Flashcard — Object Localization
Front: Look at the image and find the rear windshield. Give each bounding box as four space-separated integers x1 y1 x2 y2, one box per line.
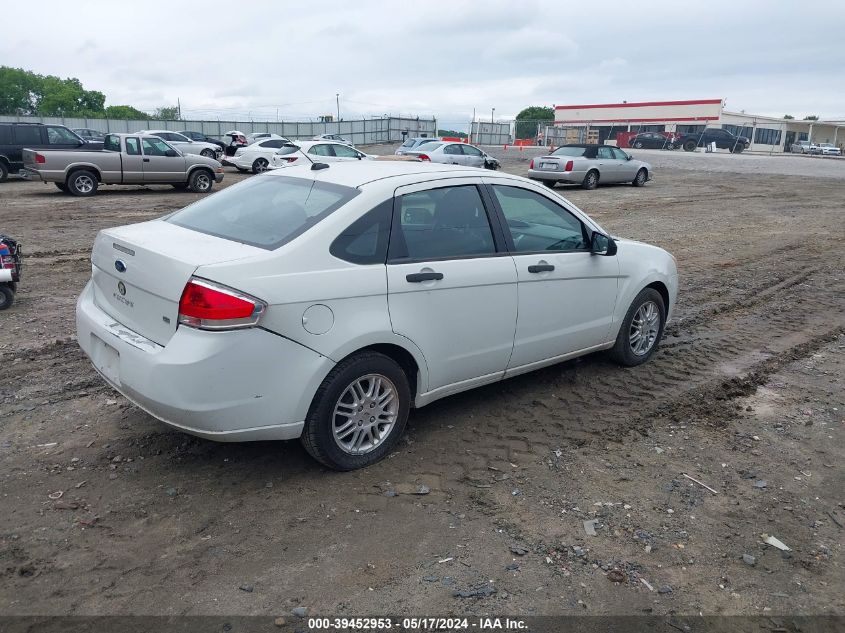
401 139 415 147
417 142 443 151
551 146 588 157
167 175 360 250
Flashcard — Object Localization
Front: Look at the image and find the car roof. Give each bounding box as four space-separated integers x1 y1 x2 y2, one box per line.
261 160 530 189
295 139 353 147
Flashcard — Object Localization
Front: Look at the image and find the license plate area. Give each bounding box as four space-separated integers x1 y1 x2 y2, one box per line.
540 162 557 170
90 334 120 386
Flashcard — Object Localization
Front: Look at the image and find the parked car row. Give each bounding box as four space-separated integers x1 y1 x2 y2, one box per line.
627 128 749 153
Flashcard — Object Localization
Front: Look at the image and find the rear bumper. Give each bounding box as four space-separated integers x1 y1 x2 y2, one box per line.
19 168 43 181
76 280 334 442
527 167 587 183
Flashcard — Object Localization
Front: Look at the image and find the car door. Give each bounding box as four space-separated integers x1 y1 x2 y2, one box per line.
441 143 464 165
121 136 144 183
485 182 619 373
611 146 638 180
460 144 486 168
141 137 186 182
386 181 517 393
596 145 623 182
10 125 45 166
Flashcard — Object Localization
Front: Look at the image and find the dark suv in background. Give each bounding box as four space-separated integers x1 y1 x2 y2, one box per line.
0 123 97 181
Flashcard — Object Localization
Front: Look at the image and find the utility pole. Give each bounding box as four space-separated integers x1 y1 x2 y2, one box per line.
177 98 181 120
336 93 340 121
491 107 495 123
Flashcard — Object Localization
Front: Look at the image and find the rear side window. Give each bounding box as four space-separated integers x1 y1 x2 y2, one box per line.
389 185 495 261
0 125 11 144
104 135 121 152
330 199 392 265
168 175 360 250
14 126 43 145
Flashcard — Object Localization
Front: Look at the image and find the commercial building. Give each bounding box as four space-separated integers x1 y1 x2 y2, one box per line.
550 99 843 152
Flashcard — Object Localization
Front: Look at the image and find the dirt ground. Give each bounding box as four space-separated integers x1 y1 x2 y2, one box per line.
1 146 843 621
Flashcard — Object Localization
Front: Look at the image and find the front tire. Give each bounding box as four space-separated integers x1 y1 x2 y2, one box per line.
67 170 98 196
301 351 411 471
609 288 666 366
0 285 14 310
188 169 214 193
0 161 8 182
582 169 599 190
632 168 647 187
200 149 215 158
633 141 644 149
252 158 269 173
683 140 697 152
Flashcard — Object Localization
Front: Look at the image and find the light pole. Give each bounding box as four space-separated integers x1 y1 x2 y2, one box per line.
491 107 495 123
336 93 340 121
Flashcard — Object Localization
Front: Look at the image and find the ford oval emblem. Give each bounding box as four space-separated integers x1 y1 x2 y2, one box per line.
115 260 127 273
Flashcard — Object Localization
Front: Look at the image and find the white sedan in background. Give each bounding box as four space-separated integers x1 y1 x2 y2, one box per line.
76 162 677 470
136 130 222 159
229 137 293 173
404 141 500 169
269 140 373 169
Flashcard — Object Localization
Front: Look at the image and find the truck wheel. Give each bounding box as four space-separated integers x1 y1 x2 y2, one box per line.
683 140 697 152
582 169 599 190
0 285 14 310
55 183 69 192
0 161 8 182
188 169 214 193
252 158 269 173
67 170 98 196
200 149 215 158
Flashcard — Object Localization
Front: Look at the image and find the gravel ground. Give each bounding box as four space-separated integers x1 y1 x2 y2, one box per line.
0 147 843 620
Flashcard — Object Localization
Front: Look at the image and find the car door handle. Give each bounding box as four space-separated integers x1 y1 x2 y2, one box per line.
406 272 444 283
527 264 555 273
143 158 150 162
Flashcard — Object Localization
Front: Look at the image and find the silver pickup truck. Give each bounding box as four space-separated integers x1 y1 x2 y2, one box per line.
21 133 224 196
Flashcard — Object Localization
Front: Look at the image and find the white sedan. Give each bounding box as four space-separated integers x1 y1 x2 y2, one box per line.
269 140 373 169
137 130 222 159
228 137 293 172
404 141 500 169
76 162 678 470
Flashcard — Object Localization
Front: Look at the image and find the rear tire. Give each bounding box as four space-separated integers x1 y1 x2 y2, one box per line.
632 168 647 187
188 169 214 193
683 140 697 152
0 161 8 182
301 351 411 471
582 169 599 190
252 158 269 174
67 170 98 197
0 285 14 310
732 144 745 154
609 288 666 367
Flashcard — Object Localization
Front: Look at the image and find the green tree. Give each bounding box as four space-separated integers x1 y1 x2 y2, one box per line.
0 66 41 114
37 75 105 116
437 129 467 138
105 105 149 120
153 106 180 120
803 115 819 120
783 114 794 119
515 105 554 139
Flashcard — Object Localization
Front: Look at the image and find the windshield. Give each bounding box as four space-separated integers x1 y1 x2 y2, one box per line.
275 145 299 156
167 175 360 250
551 146 587 157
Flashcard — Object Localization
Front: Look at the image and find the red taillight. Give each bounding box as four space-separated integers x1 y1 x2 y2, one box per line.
35 153 46 164
417 153 430 161
564 160 573 171
178 278 265 330
277 156 298 163
529 158 534 169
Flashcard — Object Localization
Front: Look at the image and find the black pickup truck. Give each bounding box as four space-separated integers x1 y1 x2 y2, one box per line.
0 122 102 181
675 128 750 153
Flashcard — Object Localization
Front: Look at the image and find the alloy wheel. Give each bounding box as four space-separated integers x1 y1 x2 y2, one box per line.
629 300 660 356
332 374 398 455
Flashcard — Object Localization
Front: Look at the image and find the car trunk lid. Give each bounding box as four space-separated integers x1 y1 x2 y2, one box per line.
90 220 264 346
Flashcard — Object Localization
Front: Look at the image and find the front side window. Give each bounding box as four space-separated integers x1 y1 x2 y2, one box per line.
443 144 462 155
330 199 392 265
332 144 359 158
168 176 360 250
491 185 588 253
390 185 495 261
597 146 614 159
47 126 80 144
141 138 172 156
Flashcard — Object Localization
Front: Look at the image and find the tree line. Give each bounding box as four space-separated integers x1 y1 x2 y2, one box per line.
0 66 179 120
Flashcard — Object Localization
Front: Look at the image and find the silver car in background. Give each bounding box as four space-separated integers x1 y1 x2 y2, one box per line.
395 137 442 155
527 144 652 190
404 141 500 169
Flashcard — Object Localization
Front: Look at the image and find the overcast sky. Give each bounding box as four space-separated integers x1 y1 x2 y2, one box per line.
4 0 844 127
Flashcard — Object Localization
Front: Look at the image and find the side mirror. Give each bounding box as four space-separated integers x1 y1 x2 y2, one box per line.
164 149 179 157
591 232 617 256
626 154 633 160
